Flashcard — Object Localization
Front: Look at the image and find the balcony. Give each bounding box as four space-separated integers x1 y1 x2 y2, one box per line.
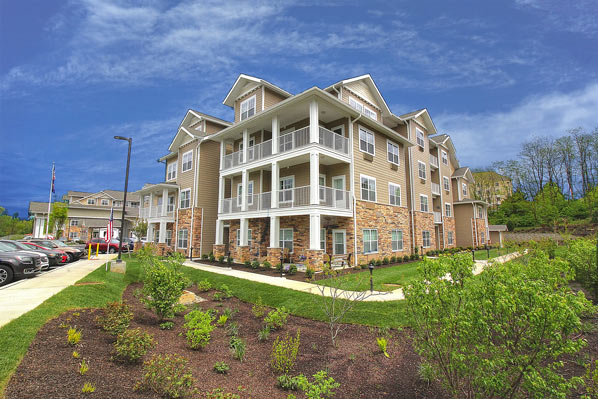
139 207 175 219
430 154 439 169
431 182 441 196
434 211 442 224
221 126 349 171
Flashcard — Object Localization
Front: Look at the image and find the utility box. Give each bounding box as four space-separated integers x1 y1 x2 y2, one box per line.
110 260 127 274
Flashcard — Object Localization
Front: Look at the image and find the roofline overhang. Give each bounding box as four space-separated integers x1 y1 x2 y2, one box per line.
398 108 438 135
453 199 490 206
223 74 292 107
188 109 232 127
136 183 179 195
324 74 393 117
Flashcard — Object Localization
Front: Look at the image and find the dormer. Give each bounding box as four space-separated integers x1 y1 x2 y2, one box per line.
452 167 474 201
167 110 231 154
429 134 460 170
223 74 292 123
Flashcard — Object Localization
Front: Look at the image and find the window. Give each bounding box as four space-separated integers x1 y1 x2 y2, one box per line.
447 231 454 245
462 182 468 196
422 231 431 248
481 231 485 244
360 175 376 202
166 230 172 246
244 181 254 205
236 229 253 247
441 150 448 165
167 162 177 180
87 199 96 205
363 229 378 254
320 228 326 251
443 176 450 191
420 194 429 212
387 141 399 165
180 189 191 208
178 229 188 248
128 201 140 208
333 230 346 254
113 200 123 207
319 175 326 201
240 95 256 120
359 127 375 155
349 97 363 112
389 183 401 206
182 151 193 172
418 161 426 180
70 219 79 227
478 206 484 218
279 228 293 252
445 203 452 217
69 232 79 240
279 176 294 203
364 106 377 121
237 184 243 207
167 196 175 212
391 229 403 251
416 128 425 148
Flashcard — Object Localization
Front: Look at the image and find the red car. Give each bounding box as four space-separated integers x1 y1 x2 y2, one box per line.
86 238 128 254
20 242 69 265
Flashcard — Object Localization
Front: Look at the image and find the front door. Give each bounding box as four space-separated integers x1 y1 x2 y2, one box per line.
279 176 294 204
223 226 230 255
333 229 346 255
332 176 346 208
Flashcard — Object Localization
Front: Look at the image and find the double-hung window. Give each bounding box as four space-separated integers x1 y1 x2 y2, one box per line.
70 219 79 226
166 230 172 246
279 228 293 252
236 228 252 247
279 176 294 204
462 182 468 197
180 189 191 209
178 229 188 248
389 183 401 206
167 162 177 180
167 196 175 212
87 199 96 205
113 200 122 207
240 95 256 121
420 194 429 212
416 128 425 148
320 228 326 251
101 199 109 206
364 106 377 120
445 203 452 217
387 141 399 165
359 127 375 155
418 161 427 180
361 175 376 202
391 229 403 251
443 176 450 191
349 97 363 112
182 151 193 172
447 231 454 245
422 231 431 248
363 229 378 254
441 150 448 165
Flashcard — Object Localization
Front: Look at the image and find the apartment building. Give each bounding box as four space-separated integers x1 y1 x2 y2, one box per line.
472 171 513 208
138 74 489 267
28 190 140 240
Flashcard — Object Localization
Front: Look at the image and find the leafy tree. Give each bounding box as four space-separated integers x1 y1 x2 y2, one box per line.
48 202 68 237
566 237 598 300
405 252 595 399
585 186 598 223
488 191 534 230
534 182 567 228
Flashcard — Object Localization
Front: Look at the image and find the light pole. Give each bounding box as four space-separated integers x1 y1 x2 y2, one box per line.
114 136 132 263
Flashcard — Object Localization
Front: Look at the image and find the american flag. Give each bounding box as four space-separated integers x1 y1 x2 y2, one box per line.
105 208 114 242
51 164 55 193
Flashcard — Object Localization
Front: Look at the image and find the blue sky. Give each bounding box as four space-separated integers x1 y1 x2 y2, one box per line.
1 0 597 217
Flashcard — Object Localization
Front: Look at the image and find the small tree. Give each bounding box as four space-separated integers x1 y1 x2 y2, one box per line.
49 202 68 237
132 218 148 240
566 237 598 300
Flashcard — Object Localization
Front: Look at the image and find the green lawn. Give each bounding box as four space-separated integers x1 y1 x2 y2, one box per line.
0 257 407 396
472 247 507 260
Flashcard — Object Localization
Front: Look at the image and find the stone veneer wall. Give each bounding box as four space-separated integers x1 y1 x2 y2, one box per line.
443 216 456 248
355 201 412 265
411 211 436 255
175 207 202 256
321 216 355 264
473 218 488 247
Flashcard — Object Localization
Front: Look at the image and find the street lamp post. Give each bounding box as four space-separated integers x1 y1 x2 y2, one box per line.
114 136 132 263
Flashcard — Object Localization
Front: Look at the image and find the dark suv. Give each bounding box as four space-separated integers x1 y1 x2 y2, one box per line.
0 242 43 286
0 240 51 269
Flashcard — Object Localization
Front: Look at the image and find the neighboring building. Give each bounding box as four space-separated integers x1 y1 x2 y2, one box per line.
138 73 489 267
489 224 508 248
28 190 140 240
472 171 512 208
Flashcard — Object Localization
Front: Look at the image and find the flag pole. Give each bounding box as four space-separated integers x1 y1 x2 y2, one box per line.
44 162 54 238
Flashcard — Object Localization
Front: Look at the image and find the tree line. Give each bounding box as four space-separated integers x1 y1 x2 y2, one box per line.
0 206 33 238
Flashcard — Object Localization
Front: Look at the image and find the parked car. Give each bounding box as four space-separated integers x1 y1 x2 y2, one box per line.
121 238 136 251
0 240 51 269
0 242 43 286
86 238 129 254
27 239 84 262
18 241 69 265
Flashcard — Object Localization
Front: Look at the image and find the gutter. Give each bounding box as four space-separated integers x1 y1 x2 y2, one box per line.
350 114 362 267
406 120 416 254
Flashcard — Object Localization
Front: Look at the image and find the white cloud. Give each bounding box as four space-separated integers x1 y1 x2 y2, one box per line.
435 82 598 167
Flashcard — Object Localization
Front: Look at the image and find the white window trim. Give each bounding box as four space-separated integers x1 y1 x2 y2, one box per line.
332 175 346 191
362 228 378 254
70 219 79 226
447 231 454 245
443 176 450 191
332 229 346 255
181 150 193 173
279 175 295 204
363 105 377 121
87 199 96 205
391 229 404 252
418 161 427 180
167 162 177 181
386 139 400 165
331 125 345 136
420 194 429 213
349 97 363 113
180 188 191 209
320 228 326 251
441 150 448 165
236 228 253 247
240 94 257 121
445 202 452 217
358 125 375 156
388 182 401 206
360 174 377 202
279 228 294 253
247 180 254 205
416 128 425 149
462 182 468 196
422 230 431 248
178 229 188 249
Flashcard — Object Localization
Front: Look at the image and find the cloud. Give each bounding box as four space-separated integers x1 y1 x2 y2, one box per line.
514 0 598 37
435 82 598 167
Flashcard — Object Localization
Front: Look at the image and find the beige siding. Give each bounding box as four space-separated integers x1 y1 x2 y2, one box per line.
234 86 263 123
205 121 226 135
341 85 382 121
437 145 453 207
165 157 178 182
197 140 221 253
263 87 286 110
454 204 474 248
408 121 434 212
280 162 310 187
176 140 197 197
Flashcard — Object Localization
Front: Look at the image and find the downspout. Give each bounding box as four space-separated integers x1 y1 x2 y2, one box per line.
350 113 362 267
190 138 201 258
331 84 341 99
175 187 180 251
472 203 478 247
406 120 416 254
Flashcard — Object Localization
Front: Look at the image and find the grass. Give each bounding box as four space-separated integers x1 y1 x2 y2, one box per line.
472 247 505 260
0 256 407 396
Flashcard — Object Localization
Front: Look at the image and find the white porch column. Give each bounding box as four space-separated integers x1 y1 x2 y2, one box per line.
218 176 225 213
161 188 168 216
242 129 248 163
269 215 280 248
309 213 321 250
241 170 248 212
147 223 154 242
310 151 319 205
271 115 279 155
239 217 248 246
215 219 224 245
219 140 225 169
271 161 279 209
149 193 154 218
158 221 166 244
309 99 319 143
34 218 41 237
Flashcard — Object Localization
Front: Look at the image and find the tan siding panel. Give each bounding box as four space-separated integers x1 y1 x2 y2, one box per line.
197 140 220 254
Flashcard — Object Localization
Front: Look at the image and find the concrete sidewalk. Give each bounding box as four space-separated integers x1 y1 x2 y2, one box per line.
0 254 116 327
183 251 520 303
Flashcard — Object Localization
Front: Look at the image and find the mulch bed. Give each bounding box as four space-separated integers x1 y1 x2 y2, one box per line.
6 283 446 399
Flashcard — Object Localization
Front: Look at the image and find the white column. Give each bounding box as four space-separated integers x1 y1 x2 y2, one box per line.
215 219 224 245
241 170 248 212
309 99 319 143
158 221 166 244
269 215 280 248
272 115 279 155
271 161 279 209
310 151 319 205
149 193 154 218
242 129 248 163
218 176 225 213
33 218 40 237
240 218 248 246
309 213 321 250
147 223 154 242
219 140 226 169
161 188 168 216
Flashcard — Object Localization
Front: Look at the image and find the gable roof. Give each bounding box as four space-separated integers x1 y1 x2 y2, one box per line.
29 201 50 214
325 74 392 117
168 109 231 152
223 74 292 107
429 134 459 168
398 108 437 134
188 110 231 127
452 167 474 182
489 224 508 232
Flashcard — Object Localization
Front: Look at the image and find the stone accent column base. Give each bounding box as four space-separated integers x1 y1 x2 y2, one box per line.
156 243 173 256
267 247 282 266
236 245 250 263
304 249 325 271
213 244 226 259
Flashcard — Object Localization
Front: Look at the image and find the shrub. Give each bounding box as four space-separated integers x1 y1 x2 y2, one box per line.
258 326 271 342
375 259 382 266
252 296 267 318
263 261 271 269
205 388 240 399
390 256 397 263
581 359 598 398
213 292 224 301
410 254 417 261
182 310 215 350
72 351 80 359
227 256 233 265
160 321 174 330
67 327 82 345
225 321 239 337
96 301 133 336
264 307 289 330
229 336 246 362
213 361 230 374
376 337 389 358
79 359 89 375
566 237 598 299
244 260 251 267
113 328 154 363
220 284 233 298
403 255 410 262
271 329 300 374
382 257 389 265
277 374 300 391
218 255 225 264
295 370 340 399
209 253 215 262
217 315 228 327
275 262 283 272
288 264 297 275
251 260 260 269
201 254 208 260
81 382 95 394
135 354 197 398
305 267 315 279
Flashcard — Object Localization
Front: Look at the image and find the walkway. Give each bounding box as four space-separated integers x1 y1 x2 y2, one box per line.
0 254 116 327
183 251 520 303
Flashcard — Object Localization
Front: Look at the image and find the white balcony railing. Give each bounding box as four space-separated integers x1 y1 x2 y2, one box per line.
319 127 349 155
140 207 174 219
318 186 351 210
431 182 441 196
279 127 309 154
278 185 310 208
247 139 273 163
434 211 442 224
430 154 439 168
